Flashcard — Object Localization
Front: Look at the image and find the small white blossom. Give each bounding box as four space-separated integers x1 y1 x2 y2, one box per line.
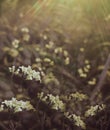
86 64 91 69
85 60 89 64
47 94 65 110
9 66 16 73
64 112 86 129
69 92 88 101
9 66 41 81
1 97 34 113
0 105 4 111
37 93 65 111
23 34 30 41
54 47 63 54
44 58 51 63
63 50 68 57
45 41 54 49
35 58 42 62
78 68 87 78
43 35 48 40
72 114 86 129
80 48 85 52
21 27 29 33
12 39 20 48
88 78 96 85
85 104 106 117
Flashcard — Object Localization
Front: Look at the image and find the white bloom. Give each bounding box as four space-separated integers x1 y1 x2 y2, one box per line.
0 105 4 111
85 104 106 117
69 92 88 101
72 114 86 129
12 39 20 48
88 78 96 85
64 112 86 129
9 66 16 73
64 57 70 65
23 34 30 41
37 93 65 111
1 97 34 113
9 66 41 81
21 27 29 33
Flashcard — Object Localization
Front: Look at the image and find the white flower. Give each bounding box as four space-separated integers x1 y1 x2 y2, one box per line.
0 105 4 111
64 112 86 129
21 27 29 33
35 58 42 62
47 94 65 110
9 66 16 73
9 66 41 81
12 39 20 48
88 78 96 85
64 57 70 65
1 97 34 113
85 104 106 117
23 34 30 41
69 92 88 101
72 114 86 129
80 48 85 52
37 93 65 111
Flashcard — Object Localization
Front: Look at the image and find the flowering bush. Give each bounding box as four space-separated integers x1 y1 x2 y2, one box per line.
0 1 110 130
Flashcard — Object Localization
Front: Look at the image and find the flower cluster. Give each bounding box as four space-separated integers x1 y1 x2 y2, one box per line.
45 41 54 49
12 39 20 48
54 47 70 65
21 27 29 33
69 92 88 101
0 98 34 113
9 65 41 81
78 59 91 78
3 38 23 58
85 104 106 117
21 27 30 41
64 112 86 129
37 92 65 111
35 57 54 68
88 78 97 85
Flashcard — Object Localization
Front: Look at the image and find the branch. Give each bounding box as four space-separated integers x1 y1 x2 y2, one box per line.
90 54 110 103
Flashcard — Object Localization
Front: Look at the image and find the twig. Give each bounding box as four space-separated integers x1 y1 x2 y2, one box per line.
56 66 83 87
0 122 9 130
90 54 110 103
